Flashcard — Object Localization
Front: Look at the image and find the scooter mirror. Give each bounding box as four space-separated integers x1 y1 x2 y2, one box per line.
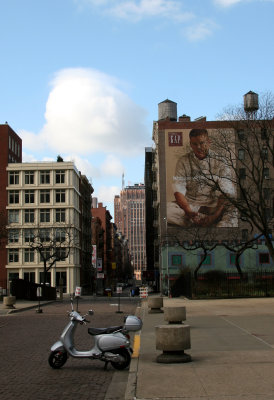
88 310 94 315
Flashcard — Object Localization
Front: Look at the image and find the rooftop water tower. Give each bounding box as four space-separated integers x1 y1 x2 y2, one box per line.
158 99 177 121
244 91 259 118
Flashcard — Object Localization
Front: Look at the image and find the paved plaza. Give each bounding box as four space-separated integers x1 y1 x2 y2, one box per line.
0 297 138 400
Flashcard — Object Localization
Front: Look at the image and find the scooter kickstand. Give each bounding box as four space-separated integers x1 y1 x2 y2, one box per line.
104 361 110 370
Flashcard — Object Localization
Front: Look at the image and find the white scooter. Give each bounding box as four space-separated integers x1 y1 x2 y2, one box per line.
48 299 142 370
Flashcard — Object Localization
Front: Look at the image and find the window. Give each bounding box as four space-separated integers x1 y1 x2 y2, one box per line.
24 272 35 282
261 128 269 140
24 248 35 263
23 272 35 282
9 171 19 185
24 209 35 223
25 190 35 204
200 254 212 265
263 188 271 200
242 229 248 241
9 249 19 263
56 170 65 184
259 253 270 264
238 130 245 141
25 171 34 185
261 147 268 161
40 249 51 262
24 229 34 243
56 248 67 260
40 170 50 184
238 149 245 160
56 228 66 242
239 168 246 180
230 253 236 265
40 229 50 242
40 209 50 223
263 168 269 179
8 229 19 243
171 254 183 266
56 190 66 203
9 190 19 204
55 208 66 223
39 271 51 285
40 189 50 203
9 210 19 223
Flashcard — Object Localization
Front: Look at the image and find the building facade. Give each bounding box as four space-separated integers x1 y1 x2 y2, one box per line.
114 184 146 281
151 95 274 294
5 161 92 293
0 124 22 288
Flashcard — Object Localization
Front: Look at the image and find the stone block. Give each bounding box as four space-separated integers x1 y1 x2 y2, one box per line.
164 306 186 323
148 297 163 313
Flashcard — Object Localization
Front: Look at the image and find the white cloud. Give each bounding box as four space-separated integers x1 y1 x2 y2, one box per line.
214 0 242 6
20 68 149 157
107 0 194 22
75 0 194 22
184 20 218 41
101 155 124 176
213 0 274 6
97 185 121 203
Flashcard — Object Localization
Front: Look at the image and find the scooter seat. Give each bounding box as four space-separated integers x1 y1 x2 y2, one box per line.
88 326 123 335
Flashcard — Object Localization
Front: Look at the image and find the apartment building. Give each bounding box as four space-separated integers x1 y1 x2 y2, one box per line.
6 161 92 293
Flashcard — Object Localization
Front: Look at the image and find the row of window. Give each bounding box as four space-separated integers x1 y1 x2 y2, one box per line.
9 136 21 156
9 208 66 223
238 147 269 161
170 252 271 267
239 167 270 180
8 189 66 204
8 248 68 263
8 228 68 243
9 170 66 185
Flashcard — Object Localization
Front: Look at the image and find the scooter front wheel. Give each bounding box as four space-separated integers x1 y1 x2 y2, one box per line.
48 350 68 369
110 348 131 370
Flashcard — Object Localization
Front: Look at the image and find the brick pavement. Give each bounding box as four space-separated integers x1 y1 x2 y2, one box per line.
0 297 139 400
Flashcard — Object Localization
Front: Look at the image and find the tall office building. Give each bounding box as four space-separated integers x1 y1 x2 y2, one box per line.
114 184 146 281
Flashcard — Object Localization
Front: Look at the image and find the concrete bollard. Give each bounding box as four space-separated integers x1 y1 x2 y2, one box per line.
155 324 191 363
148 297 163 313
164 306 186 324
3 296 16 309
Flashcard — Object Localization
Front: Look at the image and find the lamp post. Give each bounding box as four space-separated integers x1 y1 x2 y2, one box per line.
163 217 169 297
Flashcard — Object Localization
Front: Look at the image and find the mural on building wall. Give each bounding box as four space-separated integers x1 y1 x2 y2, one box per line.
166 128 238 228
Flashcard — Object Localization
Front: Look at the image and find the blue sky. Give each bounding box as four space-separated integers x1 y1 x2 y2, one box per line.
1 0 273 216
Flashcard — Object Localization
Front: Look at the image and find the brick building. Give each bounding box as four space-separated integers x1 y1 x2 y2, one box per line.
150 94 274 294
0 124 22 288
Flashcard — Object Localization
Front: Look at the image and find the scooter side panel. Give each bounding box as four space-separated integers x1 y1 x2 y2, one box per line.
98 333 130 351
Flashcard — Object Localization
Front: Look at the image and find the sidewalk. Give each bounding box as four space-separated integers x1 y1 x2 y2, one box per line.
0 298 54 314
126 296 274 400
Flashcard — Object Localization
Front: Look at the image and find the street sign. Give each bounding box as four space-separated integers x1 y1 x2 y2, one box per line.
116 286 122 294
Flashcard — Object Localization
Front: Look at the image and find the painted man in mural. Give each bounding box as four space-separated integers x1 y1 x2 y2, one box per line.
167 128 237 228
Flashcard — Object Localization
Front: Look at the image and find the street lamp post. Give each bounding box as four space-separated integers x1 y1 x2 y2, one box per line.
163 217 169 297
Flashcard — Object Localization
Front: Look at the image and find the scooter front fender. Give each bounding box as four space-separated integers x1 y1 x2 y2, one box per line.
51 340 65 352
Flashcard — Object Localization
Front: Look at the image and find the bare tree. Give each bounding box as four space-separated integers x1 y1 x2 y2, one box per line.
195 92 274 260
174 226 262 280
28 226 77 290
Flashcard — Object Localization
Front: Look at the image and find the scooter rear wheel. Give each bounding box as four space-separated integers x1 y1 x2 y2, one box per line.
110 348 131 370
48 350 68 369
